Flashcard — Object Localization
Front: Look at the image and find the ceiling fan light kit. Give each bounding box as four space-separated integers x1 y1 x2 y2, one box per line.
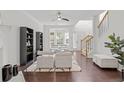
56 11 69 21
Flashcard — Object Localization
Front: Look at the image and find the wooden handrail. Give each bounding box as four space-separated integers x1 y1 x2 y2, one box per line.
97 11 109 28
81 35 90 41
81 35 93 41
86 36 93 42
81 35 93 58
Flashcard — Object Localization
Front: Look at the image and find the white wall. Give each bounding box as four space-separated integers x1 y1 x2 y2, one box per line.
0 25 20 81
93 11 124 55
0 46 3 81
74 20 93 50
0 29 4 82
0 25 20 66
43 25 74 51
93 15 99 54
0 10 42 31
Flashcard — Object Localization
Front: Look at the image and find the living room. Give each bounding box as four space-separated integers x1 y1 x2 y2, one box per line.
0 10 124 82
1 0 124 93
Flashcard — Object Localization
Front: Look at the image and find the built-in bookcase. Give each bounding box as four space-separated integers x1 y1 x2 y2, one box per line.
36 32 43 51
40 32 43 51
20 27 34 66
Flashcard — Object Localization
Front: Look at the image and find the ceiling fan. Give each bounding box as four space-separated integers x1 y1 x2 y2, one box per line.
55 11 70 21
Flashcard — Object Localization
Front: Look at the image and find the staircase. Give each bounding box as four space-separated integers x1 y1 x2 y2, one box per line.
81 35 93 58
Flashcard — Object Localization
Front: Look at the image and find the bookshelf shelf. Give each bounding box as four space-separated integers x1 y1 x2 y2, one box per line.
20 27 34 66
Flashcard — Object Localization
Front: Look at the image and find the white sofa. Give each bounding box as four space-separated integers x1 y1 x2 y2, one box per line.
37 55 54 69
55 52 72 70
93 54 118 68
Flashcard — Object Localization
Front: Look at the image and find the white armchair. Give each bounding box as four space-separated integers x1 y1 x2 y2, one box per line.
55 52 72 70
37 55 54 70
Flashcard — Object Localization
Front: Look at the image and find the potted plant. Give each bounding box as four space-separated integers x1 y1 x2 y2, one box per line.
105 33 124 81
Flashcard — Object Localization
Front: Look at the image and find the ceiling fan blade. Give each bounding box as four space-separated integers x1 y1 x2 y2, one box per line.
52 11 70 22
62 18 69 21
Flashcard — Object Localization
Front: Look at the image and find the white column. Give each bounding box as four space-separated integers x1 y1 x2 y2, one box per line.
0 47 3 81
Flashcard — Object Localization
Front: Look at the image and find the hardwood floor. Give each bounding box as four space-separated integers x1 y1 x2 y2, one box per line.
23 51 121 82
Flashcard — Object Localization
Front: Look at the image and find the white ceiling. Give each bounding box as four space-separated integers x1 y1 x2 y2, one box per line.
25 10 104 25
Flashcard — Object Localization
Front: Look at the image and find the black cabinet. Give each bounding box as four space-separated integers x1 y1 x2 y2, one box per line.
36 32 43 51
20 27 34 66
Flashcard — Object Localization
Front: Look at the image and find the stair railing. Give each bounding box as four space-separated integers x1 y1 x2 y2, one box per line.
81 35 93 57
97 11 109 28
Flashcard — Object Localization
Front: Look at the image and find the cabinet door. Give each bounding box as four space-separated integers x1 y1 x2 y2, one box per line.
40 33 43 51
20 27 27 65
36 32 41 50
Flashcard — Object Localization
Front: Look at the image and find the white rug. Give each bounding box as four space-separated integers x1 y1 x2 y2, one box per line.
24 60 81 72
9 72 25 82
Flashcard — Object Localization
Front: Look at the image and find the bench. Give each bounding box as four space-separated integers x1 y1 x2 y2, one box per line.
93 54 118 68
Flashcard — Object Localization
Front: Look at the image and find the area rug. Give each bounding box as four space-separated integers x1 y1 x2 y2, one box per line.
24 60 81 72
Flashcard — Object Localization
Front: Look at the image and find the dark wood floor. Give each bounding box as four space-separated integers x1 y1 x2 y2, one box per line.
23 51 121 82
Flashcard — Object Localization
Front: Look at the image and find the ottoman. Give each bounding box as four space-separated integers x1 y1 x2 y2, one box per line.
93 54 118 68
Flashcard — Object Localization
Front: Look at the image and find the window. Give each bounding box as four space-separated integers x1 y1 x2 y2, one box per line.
49 31 69 49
